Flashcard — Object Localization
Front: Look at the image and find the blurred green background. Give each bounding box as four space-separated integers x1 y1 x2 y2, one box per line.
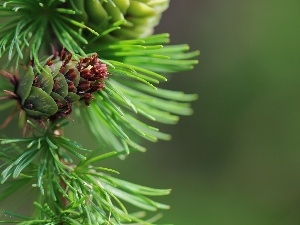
93 1 300 224
2 0 300 224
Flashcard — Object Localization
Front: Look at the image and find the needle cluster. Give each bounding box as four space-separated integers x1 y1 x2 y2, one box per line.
0 1 198 224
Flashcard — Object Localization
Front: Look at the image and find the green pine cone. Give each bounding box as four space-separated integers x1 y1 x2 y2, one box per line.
70 0 169 39
1 51 108 120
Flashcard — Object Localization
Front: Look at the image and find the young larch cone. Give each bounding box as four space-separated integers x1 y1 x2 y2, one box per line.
69 0 169 39
0 50 108 121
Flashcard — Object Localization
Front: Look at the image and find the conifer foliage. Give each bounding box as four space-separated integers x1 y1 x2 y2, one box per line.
0 1 198 224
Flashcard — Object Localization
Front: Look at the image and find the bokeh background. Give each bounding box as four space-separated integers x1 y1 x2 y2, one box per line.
93 1 300 224
1 0 300 224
